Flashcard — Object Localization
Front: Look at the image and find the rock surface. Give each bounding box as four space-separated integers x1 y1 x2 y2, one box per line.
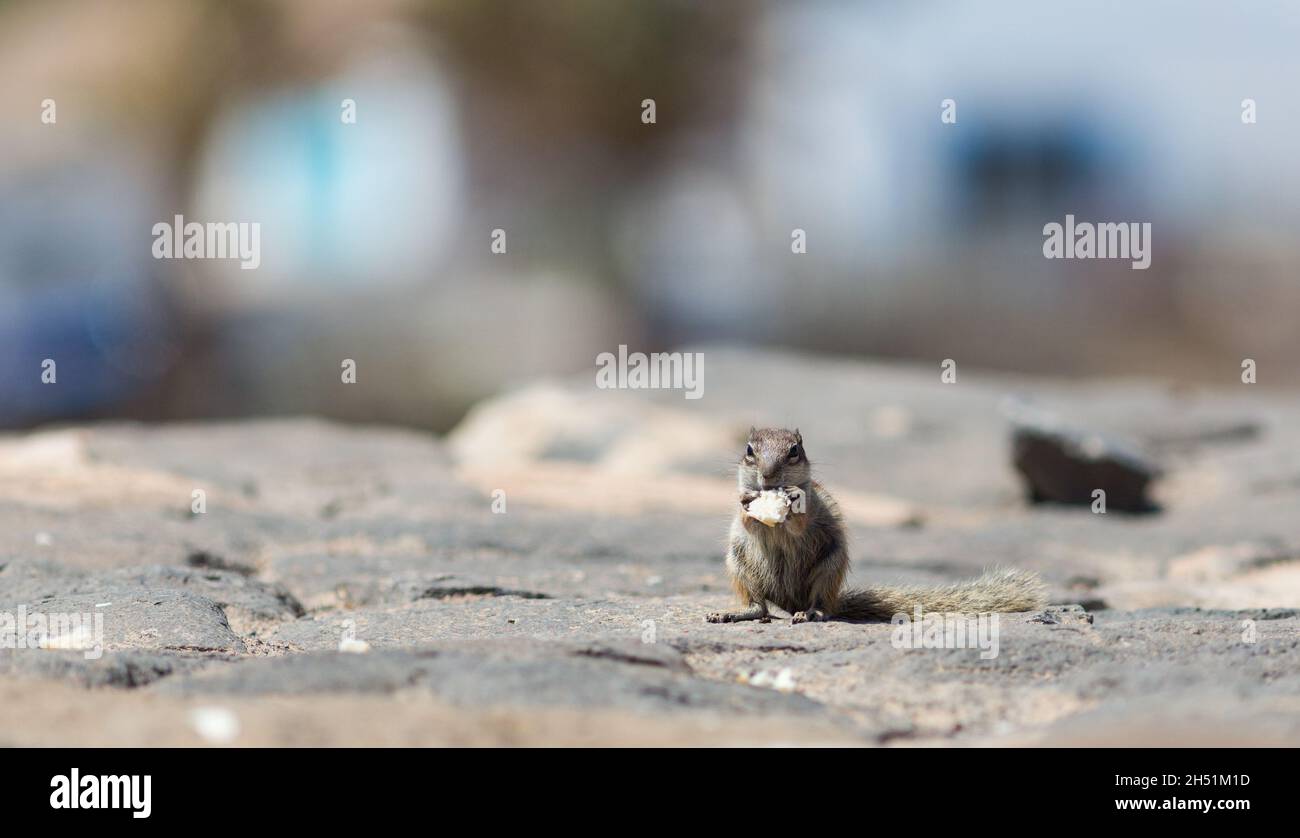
1 348 1298 746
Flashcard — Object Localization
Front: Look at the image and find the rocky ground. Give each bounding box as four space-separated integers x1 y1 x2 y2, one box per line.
2 348 1299 746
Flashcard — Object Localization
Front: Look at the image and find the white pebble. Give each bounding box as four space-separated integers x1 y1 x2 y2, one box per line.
745 667 797 692
189 706 241 744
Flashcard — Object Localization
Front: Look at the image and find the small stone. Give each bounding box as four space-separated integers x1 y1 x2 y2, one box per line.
189 706 241 744
746 667 797 693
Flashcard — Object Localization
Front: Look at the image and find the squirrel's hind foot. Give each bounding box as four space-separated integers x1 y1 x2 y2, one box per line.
706 605 770 624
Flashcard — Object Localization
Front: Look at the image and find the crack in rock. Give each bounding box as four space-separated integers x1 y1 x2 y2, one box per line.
418 584 551 601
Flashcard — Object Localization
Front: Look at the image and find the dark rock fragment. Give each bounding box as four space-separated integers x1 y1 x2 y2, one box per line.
1011 420 1161 513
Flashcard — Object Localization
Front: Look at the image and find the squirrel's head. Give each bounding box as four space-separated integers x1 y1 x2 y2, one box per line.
738 427 810 490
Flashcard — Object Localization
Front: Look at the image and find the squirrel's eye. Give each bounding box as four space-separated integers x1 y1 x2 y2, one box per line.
745 444 754 457
788 445 800 460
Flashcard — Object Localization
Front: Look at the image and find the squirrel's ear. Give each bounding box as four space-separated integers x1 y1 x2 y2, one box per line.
748 426 756 438
794 428 802 443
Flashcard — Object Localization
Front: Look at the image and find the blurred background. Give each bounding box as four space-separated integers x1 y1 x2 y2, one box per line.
2 0 1299 432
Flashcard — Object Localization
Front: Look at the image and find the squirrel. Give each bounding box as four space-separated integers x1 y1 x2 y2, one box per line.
706 427 1047 624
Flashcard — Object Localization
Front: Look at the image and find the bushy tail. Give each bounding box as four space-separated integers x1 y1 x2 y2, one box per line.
835 568 1047 621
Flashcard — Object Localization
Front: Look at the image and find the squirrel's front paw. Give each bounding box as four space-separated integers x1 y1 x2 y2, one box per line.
790 609 824 624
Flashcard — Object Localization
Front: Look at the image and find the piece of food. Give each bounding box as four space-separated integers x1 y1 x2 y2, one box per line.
745 490 791 527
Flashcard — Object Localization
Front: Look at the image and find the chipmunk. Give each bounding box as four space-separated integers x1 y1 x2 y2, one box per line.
706 427 1047 624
